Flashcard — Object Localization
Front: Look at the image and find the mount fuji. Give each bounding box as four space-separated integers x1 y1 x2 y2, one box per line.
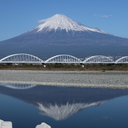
0 14 128 59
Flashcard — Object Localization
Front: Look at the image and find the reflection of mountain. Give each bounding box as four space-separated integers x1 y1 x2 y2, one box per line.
37 101 107 120
0 84 128 120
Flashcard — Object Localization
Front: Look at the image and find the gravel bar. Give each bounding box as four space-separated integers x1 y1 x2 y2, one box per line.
0 70 128 89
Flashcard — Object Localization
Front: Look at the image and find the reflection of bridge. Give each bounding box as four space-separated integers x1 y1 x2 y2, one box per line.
0 83 36 89
0 53 128 64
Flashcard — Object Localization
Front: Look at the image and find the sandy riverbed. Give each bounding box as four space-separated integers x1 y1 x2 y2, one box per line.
0 70 128 89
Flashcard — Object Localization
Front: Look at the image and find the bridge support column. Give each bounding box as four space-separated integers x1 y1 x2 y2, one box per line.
43 64 46 67
80 63 84 67
82 65 84 67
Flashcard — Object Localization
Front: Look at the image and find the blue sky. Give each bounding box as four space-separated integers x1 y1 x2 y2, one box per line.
0 0 128 41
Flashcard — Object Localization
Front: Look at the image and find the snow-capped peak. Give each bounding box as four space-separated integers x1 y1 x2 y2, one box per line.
35 14 108 34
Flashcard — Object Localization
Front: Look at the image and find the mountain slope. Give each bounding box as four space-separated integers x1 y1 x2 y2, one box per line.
0 14 128 59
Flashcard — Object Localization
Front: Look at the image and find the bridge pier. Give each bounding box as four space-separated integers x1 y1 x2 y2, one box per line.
82 65 84 67
43 64 46 67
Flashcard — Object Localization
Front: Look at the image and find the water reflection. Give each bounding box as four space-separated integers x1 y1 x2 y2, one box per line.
0 83 37 89
0 84 128 121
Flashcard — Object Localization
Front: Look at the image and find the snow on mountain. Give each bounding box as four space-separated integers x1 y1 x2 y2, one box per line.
33 14 108 34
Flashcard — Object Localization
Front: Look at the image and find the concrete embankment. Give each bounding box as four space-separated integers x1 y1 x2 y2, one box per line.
0 70 128 89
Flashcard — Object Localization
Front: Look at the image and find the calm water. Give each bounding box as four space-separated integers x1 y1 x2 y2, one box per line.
0 83 128 128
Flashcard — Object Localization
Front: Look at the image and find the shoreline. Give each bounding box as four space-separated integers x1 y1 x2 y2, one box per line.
0 70 128 89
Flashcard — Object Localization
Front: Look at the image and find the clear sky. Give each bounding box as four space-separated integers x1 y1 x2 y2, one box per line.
0 0 128 41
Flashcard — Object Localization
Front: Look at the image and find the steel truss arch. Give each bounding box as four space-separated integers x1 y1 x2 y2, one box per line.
115 56 128 64
0 83 37 90
0 53 44 64
83 55 114 64
45 54 82 64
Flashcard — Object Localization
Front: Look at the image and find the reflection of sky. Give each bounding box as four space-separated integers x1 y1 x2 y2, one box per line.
69 96 128 128
0 93 40 128
0 85 128 128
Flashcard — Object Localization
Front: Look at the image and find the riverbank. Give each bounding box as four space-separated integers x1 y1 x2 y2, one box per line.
0 70 128 89
1 63 128 71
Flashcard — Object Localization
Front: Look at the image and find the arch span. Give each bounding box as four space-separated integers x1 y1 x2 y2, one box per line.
83 55 114 64
45 54 82 64
0 53 44 64
115 56 128 64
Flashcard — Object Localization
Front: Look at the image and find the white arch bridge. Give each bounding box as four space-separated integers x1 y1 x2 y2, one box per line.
0 53 128 64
